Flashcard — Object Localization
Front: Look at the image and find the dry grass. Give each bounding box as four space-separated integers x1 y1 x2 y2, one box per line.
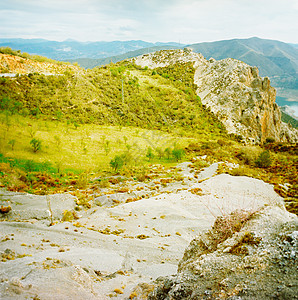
208 209 258 250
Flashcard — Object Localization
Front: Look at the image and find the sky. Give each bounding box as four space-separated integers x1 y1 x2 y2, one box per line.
0 0 298 44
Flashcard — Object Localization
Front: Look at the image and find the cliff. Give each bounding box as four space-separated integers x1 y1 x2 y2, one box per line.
133 49 298 143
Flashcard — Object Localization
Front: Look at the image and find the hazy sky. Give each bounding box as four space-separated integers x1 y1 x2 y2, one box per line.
1 0 298 44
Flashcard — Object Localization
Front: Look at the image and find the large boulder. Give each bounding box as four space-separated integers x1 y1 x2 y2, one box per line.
137 205 297 299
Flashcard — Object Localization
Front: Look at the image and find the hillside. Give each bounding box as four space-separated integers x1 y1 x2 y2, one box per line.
0 50 297 190
133 49 298 143
0 54 224 137
0 52 81 75
64 37 298 119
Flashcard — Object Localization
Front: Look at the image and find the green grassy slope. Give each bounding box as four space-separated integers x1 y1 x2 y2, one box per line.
0 61 226 137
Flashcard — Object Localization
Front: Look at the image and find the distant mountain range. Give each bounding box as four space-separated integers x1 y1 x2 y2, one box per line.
189 37 298 77
0 38 183 60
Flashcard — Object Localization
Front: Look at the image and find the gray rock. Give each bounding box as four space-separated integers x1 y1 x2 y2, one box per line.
139 206 298 299
0 190 76 221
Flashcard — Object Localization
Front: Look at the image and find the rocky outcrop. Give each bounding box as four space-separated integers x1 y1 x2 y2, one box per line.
137 205 298 299
0 53 81 75
133 49 298 143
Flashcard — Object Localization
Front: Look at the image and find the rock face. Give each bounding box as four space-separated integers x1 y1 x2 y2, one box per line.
133 49 298 143
139 206 298 299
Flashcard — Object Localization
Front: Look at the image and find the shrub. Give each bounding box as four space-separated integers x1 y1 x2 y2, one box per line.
164 147 172 159
265 137 275 144
255 150 272 168
193 159 209 169
229 166 258 177
155 147 164 159
30 138 42 153
8 139 16 150
110 155 124 171
235 147 260 166
172 148 184 161
99 178 110 188
146 147 155 161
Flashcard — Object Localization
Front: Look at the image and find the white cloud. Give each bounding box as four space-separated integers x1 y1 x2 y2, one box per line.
0 0 297 43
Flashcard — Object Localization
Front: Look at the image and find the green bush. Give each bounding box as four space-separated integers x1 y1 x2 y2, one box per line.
172 148 184 161
146 147 155 161
164 147 172 159
110 155 124 171
236 147 260 166
255 150 272 168
30 138 42 153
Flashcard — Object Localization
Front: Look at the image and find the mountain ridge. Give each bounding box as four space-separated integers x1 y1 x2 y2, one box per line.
1 37 297 87
0 38 184 60
132 49 298 143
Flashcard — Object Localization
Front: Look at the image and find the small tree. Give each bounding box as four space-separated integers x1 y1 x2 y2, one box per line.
156 147 164 159
146 147 155 161
164 147 172 159
255 150 272 168
30 138 42 153
104 140 111 156
54 135 61 150
172 148 184 161
8 139 16 150
110 155 124 171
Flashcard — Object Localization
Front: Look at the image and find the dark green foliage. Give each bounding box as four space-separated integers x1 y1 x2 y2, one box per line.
30 138 42 153
255 150 272 168
110 155 124 171
0 97 23 114
265 137 275 144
